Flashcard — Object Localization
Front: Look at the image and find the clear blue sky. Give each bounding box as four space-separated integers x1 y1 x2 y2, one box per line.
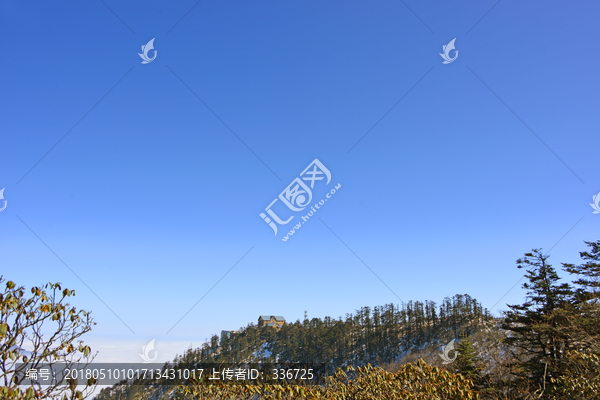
1 0 599 362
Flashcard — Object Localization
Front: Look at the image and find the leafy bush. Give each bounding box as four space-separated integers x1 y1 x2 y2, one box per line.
177 360 478 399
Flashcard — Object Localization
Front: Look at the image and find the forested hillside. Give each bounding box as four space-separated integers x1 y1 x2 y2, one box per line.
177 294 492 367
94 294 492 400
87 240 600 399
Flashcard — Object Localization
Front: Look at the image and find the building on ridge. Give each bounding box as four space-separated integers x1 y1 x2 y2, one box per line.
258 315 285 328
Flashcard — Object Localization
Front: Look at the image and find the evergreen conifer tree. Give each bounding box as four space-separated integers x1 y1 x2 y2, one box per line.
455 334 480 380
561 240 600 354
502 249 573 390
563 240 600 305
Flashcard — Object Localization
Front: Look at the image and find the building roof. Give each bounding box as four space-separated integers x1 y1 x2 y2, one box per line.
259 315 286 323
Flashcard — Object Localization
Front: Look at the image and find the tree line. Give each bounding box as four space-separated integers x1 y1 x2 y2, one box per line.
4 240 600 399
175 293 492 369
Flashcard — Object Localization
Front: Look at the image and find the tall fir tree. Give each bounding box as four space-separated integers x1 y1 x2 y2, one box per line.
455 334 480 381
502 249 574 390
562 240 600 354
563 240 600 303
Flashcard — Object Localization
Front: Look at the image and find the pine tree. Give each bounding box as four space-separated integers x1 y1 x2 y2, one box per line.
502 249 574 390
455 334 480 381
563 240 600 303
561 240 600 354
